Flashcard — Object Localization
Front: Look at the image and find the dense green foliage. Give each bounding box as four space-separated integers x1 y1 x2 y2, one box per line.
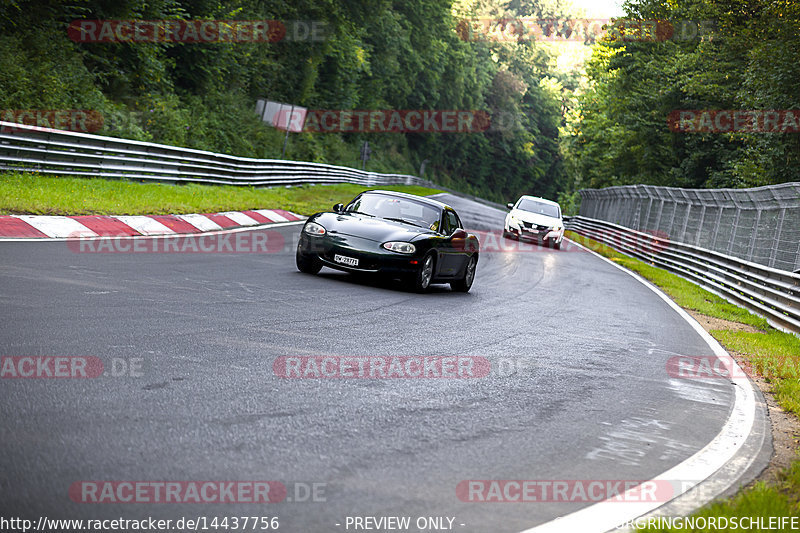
0 0 578 203
6 0 791 205
562 0 800 191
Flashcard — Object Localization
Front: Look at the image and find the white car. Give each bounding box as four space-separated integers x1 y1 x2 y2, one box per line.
503 195 564 249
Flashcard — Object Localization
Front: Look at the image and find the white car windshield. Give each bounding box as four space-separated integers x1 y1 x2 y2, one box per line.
517 198 560 218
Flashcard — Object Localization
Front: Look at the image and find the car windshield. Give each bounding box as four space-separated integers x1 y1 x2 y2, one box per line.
516 198 560 218
347 194 441 229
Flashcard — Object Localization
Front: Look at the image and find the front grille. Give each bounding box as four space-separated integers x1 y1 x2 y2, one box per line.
522 221 549 231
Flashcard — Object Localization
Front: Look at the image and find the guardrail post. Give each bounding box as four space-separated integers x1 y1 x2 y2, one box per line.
613 190 622 226
727 207 742 256
710 203 724 250
624 188 636 228
694 205 706 246
653 196 664 233
747 209 762 263
769 208 786 269
665 190 678 234
677 203 689 242
643 198 653 232
636 186 648 231
795 238 800 274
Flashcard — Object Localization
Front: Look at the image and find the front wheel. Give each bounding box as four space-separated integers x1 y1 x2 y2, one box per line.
411 252 435 292
451 255 477 293
296 249 322 274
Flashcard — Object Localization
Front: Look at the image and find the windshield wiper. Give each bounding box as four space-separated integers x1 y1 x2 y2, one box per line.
383 217 425 228
350 210 375 217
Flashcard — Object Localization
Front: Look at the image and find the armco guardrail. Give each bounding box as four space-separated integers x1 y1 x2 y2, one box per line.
565 216 800 334
0 121 422 187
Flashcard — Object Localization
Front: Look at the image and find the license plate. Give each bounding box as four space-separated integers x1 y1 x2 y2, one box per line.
334 254 359 267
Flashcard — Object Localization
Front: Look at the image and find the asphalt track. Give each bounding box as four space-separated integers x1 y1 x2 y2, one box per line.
0 194 765 532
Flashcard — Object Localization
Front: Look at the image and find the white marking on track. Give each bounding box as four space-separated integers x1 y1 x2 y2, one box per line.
0 219 304 242
254 209 289 222
114 216 174 235
219 211 260 226
14 215 98 238
175 213 223 232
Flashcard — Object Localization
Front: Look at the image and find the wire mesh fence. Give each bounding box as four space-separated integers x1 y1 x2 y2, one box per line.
579 183 800 273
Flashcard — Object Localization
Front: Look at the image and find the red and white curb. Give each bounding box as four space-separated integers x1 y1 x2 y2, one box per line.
0 209 304 239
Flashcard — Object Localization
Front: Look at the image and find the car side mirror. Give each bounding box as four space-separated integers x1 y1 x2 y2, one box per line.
333 203 344 213
451 228 468 239
507 203 514 210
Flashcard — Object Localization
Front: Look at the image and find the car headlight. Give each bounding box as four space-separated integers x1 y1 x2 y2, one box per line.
303 222 326 235
382 241 416 254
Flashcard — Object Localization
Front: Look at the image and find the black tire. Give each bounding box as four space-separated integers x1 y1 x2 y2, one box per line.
411 252 435 292
451 254 477 293
296 249 322 274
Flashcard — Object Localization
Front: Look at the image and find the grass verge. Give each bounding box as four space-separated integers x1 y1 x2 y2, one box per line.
0 172 443 216
565 230 800 531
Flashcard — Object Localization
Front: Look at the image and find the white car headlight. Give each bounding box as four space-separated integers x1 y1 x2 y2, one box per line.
382 241 416 254
303 222 326 235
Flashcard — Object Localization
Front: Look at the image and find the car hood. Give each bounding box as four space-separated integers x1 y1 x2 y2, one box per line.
509 210 561 227
312 212 434 242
